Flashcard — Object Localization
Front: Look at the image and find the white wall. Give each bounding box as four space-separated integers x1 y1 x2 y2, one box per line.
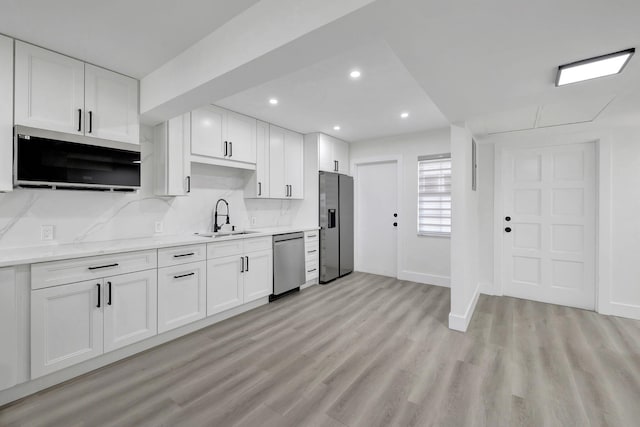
478 122 640 321
0 125 314 249
349 128 451 286
448 124 480 332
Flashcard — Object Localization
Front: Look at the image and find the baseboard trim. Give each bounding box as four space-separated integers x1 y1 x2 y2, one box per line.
607 301 640 320
398 270 450 288
0 297 269 407
448 283 480 332
479 281 498 296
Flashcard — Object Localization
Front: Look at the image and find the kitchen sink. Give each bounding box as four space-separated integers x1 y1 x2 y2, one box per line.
194 230 260 238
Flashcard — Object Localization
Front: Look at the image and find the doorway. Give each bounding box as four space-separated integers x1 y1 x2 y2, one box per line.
354 160 399 277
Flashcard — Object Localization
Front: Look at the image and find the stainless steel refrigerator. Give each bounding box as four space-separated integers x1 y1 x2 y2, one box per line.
319 172 354 283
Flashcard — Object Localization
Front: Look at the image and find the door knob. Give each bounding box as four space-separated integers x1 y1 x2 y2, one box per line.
505 216 511 222
505 227 512 233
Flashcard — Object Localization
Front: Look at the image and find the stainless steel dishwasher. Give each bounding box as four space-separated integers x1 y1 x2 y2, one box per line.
271 232 305 300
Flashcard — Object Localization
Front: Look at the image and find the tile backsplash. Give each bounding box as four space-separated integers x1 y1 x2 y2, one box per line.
0 126 311 248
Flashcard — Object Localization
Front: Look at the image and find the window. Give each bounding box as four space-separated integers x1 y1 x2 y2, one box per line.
418 154 451 236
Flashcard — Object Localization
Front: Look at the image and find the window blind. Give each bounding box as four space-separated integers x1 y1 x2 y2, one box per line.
418 154 451 236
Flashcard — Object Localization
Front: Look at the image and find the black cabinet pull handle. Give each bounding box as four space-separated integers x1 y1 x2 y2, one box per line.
107 281 112 306
393 222 398 227
88 111 93 133
505 227 512 233
258 182 262 196
229 142 233 157
174 272 195 279
307 268 317 273
505 216 511 222
173 252 195 258
96 283 101 308
308 234 317 238
224 141 228 156
186 176 191 193
78 109 82 132
308 250 317 253
88 263 119 270
245 256 249 272
241 256 245 273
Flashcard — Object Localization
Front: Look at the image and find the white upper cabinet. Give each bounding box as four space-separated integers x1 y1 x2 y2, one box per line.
14 41 139 144
269 125 304 199
245 120 270 198
191 105 226 159
318 134 349 174
226 110 256 163
191 105 256 164
155 113 191 197
0 35 12 192
84 64 139 144
15 41 84 135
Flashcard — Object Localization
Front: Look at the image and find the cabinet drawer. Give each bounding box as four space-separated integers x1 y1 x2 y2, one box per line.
305 240 319 260
305 260 319 281
304 230 319 243
31 250 157 290
243 236 272 253
158 244 206 268
207 240 244 259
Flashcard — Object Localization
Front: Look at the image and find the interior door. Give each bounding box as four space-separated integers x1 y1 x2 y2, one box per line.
269 125 286 198
226 110 256 163
502 143 596 310
206 255 244 315
31 280 104 378
103 270 158 353
14 41 84 134
84 64 139 144
355 161 398 277
191 106 225 158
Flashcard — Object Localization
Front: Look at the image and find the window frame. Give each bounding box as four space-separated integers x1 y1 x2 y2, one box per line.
417 153 452 237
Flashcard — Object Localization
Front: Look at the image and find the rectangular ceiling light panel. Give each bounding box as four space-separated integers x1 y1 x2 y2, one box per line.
556 48 635 86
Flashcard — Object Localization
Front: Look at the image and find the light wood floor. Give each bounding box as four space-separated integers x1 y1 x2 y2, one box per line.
1 272 639 426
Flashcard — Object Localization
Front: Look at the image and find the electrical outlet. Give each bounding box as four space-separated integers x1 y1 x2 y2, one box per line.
154 221 164 233
41 225 54 241
251 217 257 226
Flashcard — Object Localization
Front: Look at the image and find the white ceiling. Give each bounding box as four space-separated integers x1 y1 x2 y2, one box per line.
0 0 260 78
216 41 449 142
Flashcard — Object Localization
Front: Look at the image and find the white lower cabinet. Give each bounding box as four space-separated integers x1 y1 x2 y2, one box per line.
207 255 244 316
31 269 157 378
158 261 206 333
103 270 157 353
1 268 18 391
243 249 273 302
31 279 104 378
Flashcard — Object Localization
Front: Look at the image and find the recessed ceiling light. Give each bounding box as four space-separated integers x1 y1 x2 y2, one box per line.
269 98 279 105
401 112 409 119
333 125 341 131
349 70 361 79
556 48 635 86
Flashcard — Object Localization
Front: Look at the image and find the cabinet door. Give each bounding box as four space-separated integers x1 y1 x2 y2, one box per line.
84 64 139 144
318 135 335 172
155 113 191 196
103 270 157 353
243 249 273 302
191 106 226 159
269 125 287 198
158 261 206 333
14 41 84 134
226 110 256 163
0 268 17 390
334 139 350 174
31 280 103 378
255 120 270 198
0 35 12 192
207 255 244 316
285 130 304 199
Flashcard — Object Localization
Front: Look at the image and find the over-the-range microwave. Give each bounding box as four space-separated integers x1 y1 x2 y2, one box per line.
14 126 141 191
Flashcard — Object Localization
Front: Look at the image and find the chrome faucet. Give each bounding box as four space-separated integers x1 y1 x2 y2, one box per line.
213 199 230 232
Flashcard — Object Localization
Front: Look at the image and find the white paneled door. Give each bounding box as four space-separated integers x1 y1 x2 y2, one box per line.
502 143 596 309
355 160 398 277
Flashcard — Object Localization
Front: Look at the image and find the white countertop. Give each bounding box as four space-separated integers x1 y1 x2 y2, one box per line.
0 226 319 268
